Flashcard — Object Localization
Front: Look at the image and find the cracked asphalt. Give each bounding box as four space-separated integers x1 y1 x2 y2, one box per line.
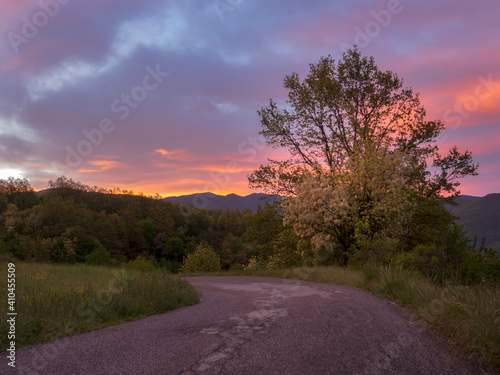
3 276 486 375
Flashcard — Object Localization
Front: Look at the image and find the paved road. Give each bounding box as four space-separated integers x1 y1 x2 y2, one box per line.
4 276 485 375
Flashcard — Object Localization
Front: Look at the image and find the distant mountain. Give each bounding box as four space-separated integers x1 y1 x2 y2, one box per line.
448 195 481 208
448 193 500 252
164 192 280 211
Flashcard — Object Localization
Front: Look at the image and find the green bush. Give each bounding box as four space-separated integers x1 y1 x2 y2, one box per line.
162 237 186 263
179 243 221 273
395 240 500 284
123 256 157 272
395 244 445 279
459 248 500 282
85 247 117 266
159 258 182 273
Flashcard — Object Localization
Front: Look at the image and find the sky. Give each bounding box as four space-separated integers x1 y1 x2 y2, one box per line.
0 0 499 197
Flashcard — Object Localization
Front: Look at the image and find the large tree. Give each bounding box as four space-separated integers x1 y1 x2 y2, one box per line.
249 49 478 262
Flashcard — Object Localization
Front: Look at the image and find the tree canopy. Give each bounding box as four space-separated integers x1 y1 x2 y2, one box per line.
249 48 477 199
249 48 478 263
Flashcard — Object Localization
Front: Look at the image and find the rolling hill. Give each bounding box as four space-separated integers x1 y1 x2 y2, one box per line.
164 192 280 211
448 193 500 252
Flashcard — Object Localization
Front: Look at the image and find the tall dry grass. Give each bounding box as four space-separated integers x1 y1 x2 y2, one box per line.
0 262 199 348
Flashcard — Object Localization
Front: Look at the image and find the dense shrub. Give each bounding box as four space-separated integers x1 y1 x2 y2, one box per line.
162 237 186 263
123 256 157 272
85 247 117 266
179 243 221 273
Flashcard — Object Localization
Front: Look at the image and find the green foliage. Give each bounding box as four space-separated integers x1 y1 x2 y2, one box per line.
362 263 380 287
0 194 7 215
459 246 500 283
394 223 500 283
249 47 479 270
401 196 456 251
186 208 211 236
250 48 477 198
85 247 117 266
162 237 186 262
161 237 186 272
376 266 425 306
123 256 158 272
76 236 104 262
245 203 303 268
0 176 289 272
245 256 267 271
179 243 221 273
0 261 198 348
245 240 306 270
0 173 494 286
49 228 78 263
139 220 156 245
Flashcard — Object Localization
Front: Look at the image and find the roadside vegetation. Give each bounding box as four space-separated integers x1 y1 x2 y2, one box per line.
0 261 198 349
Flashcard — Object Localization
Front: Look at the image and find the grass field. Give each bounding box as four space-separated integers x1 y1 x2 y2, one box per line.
0 262 199 349
183 265 500 372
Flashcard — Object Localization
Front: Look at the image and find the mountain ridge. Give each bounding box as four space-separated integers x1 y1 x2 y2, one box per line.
448 193 500 252
163 192 280 211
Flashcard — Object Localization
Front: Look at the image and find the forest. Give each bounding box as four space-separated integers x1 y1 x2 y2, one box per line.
0 175 498 283
0 176 295 273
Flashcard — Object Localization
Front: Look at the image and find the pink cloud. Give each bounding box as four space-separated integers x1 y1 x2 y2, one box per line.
75 159 121 174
